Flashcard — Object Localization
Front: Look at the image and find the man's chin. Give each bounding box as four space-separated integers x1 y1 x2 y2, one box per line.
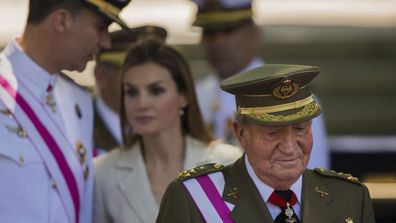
276 167 303 181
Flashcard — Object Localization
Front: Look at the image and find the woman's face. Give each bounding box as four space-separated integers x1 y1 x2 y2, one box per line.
123 62 187 136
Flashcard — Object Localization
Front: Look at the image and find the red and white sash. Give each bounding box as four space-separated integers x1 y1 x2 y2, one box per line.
182 172 234 223
0 68 84 223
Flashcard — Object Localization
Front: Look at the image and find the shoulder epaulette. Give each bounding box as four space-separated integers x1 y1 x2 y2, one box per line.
176 163 224 181
314 168 361 185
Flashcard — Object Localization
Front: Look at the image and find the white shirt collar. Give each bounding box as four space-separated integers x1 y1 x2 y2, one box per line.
244 155 302 204
239 57 265 73
4 39 58 99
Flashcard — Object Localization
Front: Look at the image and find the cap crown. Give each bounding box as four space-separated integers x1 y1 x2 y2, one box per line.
192 0 253 30
97 26 167 67
220 64 322 125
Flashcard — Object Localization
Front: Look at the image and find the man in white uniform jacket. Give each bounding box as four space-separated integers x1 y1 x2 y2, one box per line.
0 0 130 222
192 0 330 169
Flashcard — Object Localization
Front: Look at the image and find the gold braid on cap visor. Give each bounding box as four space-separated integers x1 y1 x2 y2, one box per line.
86 0 121 16
98 51 126 67
238 95 320 123
196 9 252 24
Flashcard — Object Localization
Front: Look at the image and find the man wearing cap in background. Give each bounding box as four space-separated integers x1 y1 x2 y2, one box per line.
93 25 167 154
0 0 130 222
156 64 375 223
192 0 330 169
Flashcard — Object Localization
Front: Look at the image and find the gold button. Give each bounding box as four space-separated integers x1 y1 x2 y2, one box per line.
84 166 89 181
345 217 354 223
213 163 222 169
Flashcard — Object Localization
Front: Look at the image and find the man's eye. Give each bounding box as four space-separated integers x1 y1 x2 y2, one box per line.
267 131 278 138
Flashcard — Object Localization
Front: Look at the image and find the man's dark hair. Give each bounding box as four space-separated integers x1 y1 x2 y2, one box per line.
27 0 85 24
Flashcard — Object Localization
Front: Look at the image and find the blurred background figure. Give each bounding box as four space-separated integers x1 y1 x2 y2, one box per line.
93 25 167 154
93 38 242 223
192 0 330 169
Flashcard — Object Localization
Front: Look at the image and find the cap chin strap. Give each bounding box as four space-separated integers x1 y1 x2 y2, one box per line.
238 95 314 115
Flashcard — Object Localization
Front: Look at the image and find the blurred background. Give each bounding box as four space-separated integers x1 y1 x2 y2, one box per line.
1 0 396 219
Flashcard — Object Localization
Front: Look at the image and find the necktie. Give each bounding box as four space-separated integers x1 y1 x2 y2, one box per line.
268 190 300 223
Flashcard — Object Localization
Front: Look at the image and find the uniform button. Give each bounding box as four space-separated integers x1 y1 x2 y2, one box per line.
51 180 57 189
19 155 25 166
84 166 89 181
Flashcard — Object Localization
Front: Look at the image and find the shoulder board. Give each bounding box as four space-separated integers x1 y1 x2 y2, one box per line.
59 72 91 92
314 168 361 185
176 163 224 181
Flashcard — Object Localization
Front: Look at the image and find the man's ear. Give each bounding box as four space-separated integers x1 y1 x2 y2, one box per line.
50 8 74 33
233 122 246 147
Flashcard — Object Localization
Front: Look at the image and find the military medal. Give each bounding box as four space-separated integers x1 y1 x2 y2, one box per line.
45 85 56 112
285 202 297 223
76 140 87 164
0 109 13 119
6 125 27 137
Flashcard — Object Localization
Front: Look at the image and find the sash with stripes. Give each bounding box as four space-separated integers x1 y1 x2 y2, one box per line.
182 172 234 223
0 68 84 223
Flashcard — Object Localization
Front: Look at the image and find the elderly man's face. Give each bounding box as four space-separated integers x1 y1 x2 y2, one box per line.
236 120 313 189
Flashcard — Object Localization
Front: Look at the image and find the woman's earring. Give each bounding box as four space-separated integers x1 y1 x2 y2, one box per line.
179 108 185 116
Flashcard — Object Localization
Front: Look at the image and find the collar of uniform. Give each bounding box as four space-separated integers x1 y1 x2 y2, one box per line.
244 155 302 203
5 39 58 100
239 57 265 74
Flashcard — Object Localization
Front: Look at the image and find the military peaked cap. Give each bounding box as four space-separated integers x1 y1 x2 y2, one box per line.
97 25 168 67
220 64 322 125
83 0 131 29
191 0 253 31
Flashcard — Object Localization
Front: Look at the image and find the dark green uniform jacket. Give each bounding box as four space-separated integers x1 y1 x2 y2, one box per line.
156 156 375 223
93 103 119 152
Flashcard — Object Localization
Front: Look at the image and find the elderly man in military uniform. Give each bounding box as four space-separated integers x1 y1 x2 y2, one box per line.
192 0 330 170
156 64 375 223
0 0 130 222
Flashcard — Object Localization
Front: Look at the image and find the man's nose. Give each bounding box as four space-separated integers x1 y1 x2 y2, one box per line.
100 31 112 50
278 128 295 153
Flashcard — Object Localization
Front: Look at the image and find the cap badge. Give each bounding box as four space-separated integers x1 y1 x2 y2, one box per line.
273 79 299 100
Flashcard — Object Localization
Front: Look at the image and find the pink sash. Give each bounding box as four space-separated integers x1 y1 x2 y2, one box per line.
183 172 234 223
0 71 83 223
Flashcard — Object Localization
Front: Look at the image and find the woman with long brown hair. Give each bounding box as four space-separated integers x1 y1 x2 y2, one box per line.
93 37 241 223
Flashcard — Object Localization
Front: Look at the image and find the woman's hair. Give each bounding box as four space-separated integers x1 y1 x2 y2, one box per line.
120 37 213 147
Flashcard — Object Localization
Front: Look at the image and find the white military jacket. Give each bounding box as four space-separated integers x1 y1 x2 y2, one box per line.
0 40 93 223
